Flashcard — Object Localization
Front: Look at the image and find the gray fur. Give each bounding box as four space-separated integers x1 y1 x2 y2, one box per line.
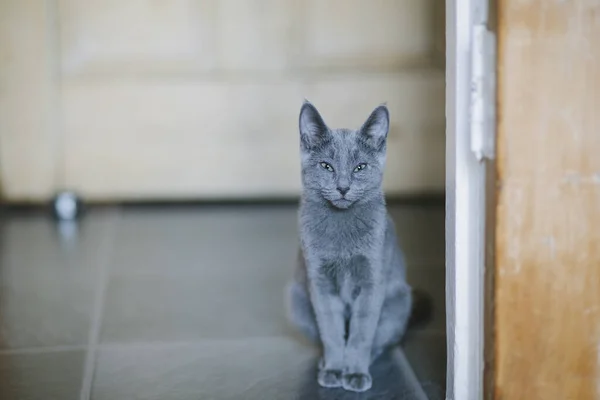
286 101 412 393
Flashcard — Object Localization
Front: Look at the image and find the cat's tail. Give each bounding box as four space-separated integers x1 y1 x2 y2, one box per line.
407 288 434 329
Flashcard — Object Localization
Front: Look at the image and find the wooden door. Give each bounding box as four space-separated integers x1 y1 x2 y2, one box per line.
0 0 445 202
493 0 600 398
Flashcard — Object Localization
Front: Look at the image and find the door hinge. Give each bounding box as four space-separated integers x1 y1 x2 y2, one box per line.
470 24 496 161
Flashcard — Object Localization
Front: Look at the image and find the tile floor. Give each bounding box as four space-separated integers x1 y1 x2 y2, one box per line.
0 202 446 400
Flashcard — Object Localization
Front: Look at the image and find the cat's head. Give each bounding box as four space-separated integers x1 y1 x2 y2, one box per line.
298 101 389 209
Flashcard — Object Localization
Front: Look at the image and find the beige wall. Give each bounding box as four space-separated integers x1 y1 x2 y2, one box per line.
0 0 445 202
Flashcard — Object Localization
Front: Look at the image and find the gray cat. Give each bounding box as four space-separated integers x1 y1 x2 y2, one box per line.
286 101 413 393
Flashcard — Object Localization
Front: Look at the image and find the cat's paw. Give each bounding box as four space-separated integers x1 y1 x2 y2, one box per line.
342 372 372 392
317 369 343 388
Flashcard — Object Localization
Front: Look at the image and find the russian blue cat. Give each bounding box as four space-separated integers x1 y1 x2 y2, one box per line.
286 101 413 393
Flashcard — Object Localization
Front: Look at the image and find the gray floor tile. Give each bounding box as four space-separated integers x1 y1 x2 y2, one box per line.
0 350 85 400
100 273 292 342
92 339 426 400
0 210 117 349
110 206 298 277
101 206 299 342
403 331 447 392
92 338 315 400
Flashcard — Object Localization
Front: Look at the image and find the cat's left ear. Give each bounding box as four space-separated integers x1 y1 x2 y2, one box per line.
359 104 389 150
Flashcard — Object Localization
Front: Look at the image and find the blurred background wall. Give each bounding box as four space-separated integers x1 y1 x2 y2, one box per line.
0 0 445 202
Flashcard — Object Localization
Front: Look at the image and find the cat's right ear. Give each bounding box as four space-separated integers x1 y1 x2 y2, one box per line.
299 101 329 151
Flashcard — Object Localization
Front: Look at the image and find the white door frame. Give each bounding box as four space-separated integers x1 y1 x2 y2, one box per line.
446 0 493 398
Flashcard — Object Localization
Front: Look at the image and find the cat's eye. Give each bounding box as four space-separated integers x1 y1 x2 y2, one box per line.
320 162 334 172
354 163 367 173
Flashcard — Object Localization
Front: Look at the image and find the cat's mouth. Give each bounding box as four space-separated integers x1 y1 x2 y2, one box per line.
329 197 353 210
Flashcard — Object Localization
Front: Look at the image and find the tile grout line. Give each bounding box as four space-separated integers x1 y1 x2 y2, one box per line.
0 345 88 355
392 347 430 400
79 210 120 400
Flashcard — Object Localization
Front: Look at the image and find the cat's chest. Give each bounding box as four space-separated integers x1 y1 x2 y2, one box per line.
318 215 369 238
303 209 382 254
302 214 381 257
318 255 372 304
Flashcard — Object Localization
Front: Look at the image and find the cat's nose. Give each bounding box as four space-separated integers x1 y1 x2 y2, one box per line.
337 186 350 196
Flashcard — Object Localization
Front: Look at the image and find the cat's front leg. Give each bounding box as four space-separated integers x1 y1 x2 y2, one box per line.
307 277 346 388
343 276 385 392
